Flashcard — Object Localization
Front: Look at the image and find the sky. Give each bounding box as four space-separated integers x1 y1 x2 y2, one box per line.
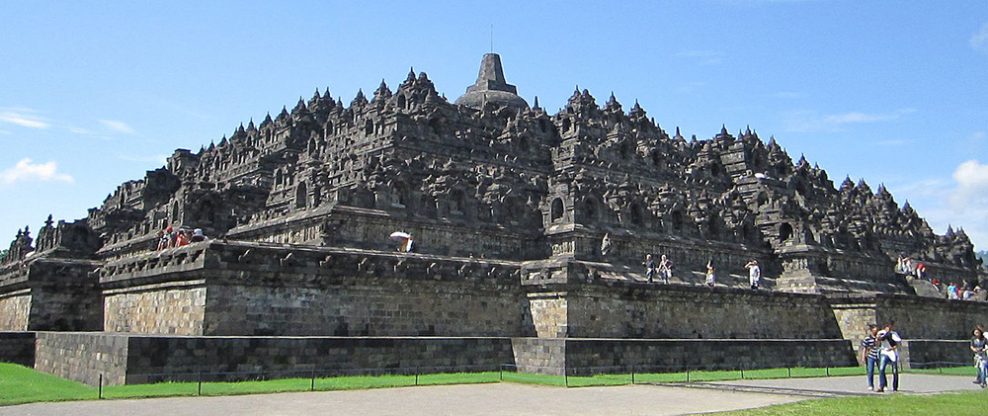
1 1 986 249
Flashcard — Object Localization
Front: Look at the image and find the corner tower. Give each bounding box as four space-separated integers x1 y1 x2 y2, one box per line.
455 53 529 110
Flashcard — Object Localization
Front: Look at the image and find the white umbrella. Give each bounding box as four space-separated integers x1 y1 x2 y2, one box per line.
389 231 411 241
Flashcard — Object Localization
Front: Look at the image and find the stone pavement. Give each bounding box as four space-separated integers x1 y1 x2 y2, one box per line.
704 374 984 396
0 383 800 416
1 375 981 416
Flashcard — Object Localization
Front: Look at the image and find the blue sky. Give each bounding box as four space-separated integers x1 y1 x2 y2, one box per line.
1 1 986 249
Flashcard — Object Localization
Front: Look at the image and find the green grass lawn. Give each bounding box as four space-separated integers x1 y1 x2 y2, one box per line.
0 361 980 407
714 390 988 415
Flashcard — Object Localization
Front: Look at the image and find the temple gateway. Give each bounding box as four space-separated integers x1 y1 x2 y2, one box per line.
0 54 984 385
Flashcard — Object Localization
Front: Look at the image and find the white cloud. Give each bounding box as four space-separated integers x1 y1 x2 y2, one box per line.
783 108 915 133
772 91 804 99
675 50 723 65
875 139 913 147
98 119 135 134
971 23 988 52
0 158 74 185
0 110 49 129
117 154 169 164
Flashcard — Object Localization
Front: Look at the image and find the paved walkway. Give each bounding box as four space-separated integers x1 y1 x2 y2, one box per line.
1 374 980 416
705 374 984 396
0 383 800 416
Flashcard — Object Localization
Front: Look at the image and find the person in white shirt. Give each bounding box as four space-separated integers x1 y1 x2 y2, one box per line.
876 321 902 392
745 260 761 289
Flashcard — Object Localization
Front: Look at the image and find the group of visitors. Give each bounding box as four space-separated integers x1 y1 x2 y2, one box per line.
943 281 983 301
860 323 988 392
641 254 673 284
895 254 925 279
640 255 760 289
859 322 903 392
154 225 206 251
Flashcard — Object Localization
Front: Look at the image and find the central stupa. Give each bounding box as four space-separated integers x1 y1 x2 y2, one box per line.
455 53 528 110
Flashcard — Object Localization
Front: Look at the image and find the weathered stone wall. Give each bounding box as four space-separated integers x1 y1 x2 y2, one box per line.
123 336 515 385
0 258 102 332
900 340 974 369
511 338 565 375
875 295 988 340
34 332 129 386
0 292 31 331
526 293 567 338
99 242 531 337
0 332 36 366
26 259 103 331
103 283 206 335
564 339 856 374
564 283 843 339
203 280 527 336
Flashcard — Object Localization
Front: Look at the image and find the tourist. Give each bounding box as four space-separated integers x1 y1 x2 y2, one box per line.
896 254 906 274
191 228 206 243
948 282 960 300
600 233 612 257
915 262 926 280
963 284 975 301
176 229 191 247
402 235 415 253
970 326 987 388
903 257 914 276
860 324 880 391
876 321 901 392
745 259 761 290
157 226 173 250
151 230 164 251
643 254 656 283
658 254 673 284
705 260 716 288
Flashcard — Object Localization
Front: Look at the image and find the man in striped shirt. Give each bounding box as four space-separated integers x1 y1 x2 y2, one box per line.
860 324 880 391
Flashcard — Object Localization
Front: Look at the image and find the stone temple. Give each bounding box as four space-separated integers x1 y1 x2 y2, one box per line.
0 53 985 385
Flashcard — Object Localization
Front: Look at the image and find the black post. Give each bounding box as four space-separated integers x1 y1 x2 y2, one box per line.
631 367 635 385
415 367 419 386
787 367 791 378
564 369 569 387
310 369 316 391
686 368 691 383
826 367 830 377
740 365 744 380
499 365 503 381
197 371 202 396
98 374 103 400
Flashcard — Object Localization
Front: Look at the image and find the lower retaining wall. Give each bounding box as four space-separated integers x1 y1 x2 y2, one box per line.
0 331 36 367
10 332 971 385
901 340 975 369
510 338 856 375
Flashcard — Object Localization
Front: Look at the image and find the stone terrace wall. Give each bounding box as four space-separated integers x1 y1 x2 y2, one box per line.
564 282 843 339
103 283 206 335
900 340 973 369
0 292 30 331
34 332 129 386
0 332 36 367
564 339 856 374
875 294 988 340
100 241 532 337
0 258 102 332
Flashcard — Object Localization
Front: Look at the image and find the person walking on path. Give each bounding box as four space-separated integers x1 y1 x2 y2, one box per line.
877 321 902 393
860 324 880 391
643 254 656 283
705 260 716 288
745 259 761 289
657 254 673 284
971 326 988 388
